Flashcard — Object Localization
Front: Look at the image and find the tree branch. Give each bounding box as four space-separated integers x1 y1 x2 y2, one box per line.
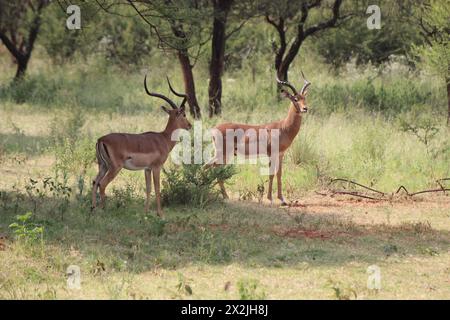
304 0 343 38
225 18 248 40
0 32 22 59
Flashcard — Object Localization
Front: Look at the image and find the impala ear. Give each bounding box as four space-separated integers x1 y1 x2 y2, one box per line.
161 106 171 114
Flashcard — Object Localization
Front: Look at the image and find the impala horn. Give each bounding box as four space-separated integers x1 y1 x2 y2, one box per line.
166 76 188 110
276 75 298 95
300 71 311 95
144 74 178 109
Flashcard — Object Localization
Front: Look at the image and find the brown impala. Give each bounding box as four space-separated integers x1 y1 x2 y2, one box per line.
205 73 311 206
91 75 192 216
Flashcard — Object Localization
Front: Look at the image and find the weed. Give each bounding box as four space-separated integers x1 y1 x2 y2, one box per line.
176 273 193 296
237 278 266 300
326 279 358 300
24 177 72 219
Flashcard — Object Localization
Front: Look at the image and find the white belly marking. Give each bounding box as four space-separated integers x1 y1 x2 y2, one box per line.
123 152 160 171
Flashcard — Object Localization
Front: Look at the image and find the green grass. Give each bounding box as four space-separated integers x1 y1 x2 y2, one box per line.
1 191 449 299
1 52 450 299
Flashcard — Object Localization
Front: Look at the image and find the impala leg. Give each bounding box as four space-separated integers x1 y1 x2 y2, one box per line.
99 167 121 208
91 163 107 210
267 172 275 205
276 154 287 205
152 167 163 217
218 179 229 199
144 168 152 213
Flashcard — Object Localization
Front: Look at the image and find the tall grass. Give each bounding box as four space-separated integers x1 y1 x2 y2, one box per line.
289 111 449 192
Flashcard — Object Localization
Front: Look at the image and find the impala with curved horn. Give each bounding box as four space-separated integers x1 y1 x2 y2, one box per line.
91 75 192 216
205 72 311 205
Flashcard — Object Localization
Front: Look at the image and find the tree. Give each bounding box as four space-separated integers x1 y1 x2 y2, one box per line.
207 0 255 117
0 0 50 80
208 0 234 117
264 0 351 81
411 0 450 124
314 4 422 69
97 0 210 119
41 2 99 65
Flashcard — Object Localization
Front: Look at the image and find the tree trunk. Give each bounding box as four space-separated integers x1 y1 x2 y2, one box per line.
178 50 201 119
0 0 45 82
277 36 304 82
277 64 289 82
14 55 29 81
208 0 233 118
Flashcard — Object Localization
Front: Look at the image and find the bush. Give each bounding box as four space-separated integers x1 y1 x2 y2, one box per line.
161 164 236 207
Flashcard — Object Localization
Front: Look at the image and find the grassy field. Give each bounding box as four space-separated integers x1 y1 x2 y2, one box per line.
1 53 450 299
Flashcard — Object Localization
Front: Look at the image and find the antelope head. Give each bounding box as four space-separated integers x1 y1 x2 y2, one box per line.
144 75 192 130
276 71 311 113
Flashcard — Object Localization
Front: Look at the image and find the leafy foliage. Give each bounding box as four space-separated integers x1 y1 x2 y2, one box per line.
411 0 450 80
162 164 236 207
315 13 421 69
9 212 44 245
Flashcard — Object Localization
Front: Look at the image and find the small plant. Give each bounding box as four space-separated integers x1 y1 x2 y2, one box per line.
238 187 255 201
143 215 167 237
383 243 398 256
256 181 265 203
9 212 44 247
111 183 139 209
326 279 357 300
176 272 193 296
237 278 266 300
24 176 72 219
400 111 439 147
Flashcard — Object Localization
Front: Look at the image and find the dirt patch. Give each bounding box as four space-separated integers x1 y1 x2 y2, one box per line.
289 193 450 211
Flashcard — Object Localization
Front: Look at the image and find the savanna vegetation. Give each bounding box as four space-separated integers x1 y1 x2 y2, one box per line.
0 0 449 299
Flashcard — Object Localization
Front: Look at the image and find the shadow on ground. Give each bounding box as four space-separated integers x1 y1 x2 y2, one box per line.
0 132 51 156
1 191 449 273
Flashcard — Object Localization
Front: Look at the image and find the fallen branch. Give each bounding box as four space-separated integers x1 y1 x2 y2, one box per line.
318 177 450 202
329 190 387 201
329 178 385 195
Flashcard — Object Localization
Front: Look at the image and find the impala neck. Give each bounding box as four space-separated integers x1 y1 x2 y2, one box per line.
282 102 302 135
162 118 180 149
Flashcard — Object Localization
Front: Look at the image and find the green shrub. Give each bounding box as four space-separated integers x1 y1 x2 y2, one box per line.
9 212 44 245
161 164 236 207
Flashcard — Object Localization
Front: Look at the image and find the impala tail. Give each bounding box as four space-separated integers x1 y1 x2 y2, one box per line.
95 140 112 169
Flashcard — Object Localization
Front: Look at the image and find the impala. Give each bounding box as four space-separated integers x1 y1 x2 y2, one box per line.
205 73 311 206
91 75 192 216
